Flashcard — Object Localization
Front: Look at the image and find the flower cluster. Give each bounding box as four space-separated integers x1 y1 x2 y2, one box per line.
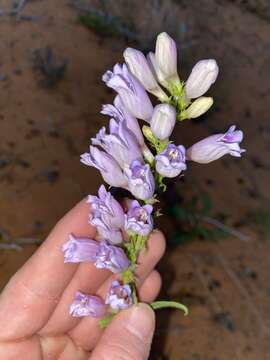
62 32 245 324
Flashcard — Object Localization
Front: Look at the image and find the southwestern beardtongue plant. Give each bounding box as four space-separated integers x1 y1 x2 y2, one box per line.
63 31 245 327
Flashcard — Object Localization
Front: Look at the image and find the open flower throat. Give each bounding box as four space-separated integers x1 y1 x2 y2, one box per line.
62 32 245 325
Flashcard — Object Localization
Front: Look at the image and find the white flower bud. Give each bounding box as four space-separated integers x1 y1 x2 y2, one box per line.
124 48 168 100
186 97 213 119
150 104 176 140
185 59 219 99
147 51 168 88
155 32 179 84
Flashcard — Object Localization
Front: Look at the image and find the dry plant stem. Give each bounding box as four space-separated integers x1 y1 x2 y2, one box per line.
200 215 251 241
0 243 23 251
0 227 42 251
0 0 28 16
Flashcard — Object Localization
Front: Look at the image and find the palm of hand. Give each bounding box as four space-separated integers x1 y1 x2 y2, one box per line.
0 200 165 359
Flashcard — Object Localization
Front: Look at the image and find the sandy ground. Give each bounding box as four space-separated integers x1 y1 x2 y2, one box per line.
0 1 270 359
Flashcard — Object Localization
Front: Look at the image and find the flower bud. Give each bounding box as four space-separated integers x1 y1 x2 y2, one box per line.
150 104 176 140
155 32 179 84
186 97 213 119
186 125 246 164
124 48 168 100
147 51 168 88
185 59 219 99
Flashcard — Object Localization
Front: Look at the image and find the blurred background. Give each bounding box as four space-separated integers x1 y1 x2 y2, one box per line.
0 0 270 359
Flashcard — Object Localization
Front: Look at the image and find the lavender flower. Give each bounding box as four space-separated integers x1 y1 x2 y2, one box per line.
125 160 155 200
124 48 168 100
101 95 144 146
186 125 246 164
102 63 153 121
62 234 98 263
95 241 130 273
88 185 124 244
150 103 176 140
185 59 219 99
105 280 133 310
88 185 125 229
125 200 153 236
70 291 106 318
62 234 129 273
92 119 143 169
156 144 187 178
80 146 128 188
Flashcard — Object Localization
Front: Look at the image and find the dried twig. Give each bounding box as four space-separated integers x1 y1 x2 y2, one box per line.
0 243 23 251
200 215 251 242
217 252 270 335
0 0 28 16
0 227 42 251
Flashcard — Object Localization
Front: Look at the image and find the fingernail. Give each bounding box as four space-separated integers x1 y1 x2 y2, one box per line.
126 303 155 340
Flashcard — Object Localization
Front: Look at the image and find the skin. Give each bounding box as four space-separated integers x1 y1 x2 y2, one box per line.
0 199 166 359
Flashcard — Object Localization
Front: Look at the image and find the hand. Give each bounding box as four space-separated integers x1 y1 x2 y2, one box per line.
0 199 165 359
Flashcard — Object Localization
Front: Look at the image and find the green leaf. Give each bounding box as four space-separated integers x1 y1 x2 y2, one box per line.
201 193 212 215
150 301 188 316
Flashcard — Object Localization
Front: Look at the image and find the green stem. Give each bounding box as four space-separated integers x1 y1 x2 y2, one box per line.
99 313 116 328
150 301 188 316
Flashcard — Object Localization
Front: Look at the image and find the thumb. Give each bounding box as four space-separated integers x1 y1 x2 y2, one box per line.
90 303 155 360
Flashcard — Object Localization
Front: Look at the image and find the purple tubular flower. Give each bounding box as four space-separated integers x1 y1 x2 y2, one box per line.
80 146 128 188
125 200 153 236
156 144 187 178
186 125 246 164
95 241 130 273
62 234 99 263
124 160 155 200
92 119 143 168
88 185 125 229
70 291 106 318
101 95 144 146
102 63 153 122
88 186 124 244
105 280 133 310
